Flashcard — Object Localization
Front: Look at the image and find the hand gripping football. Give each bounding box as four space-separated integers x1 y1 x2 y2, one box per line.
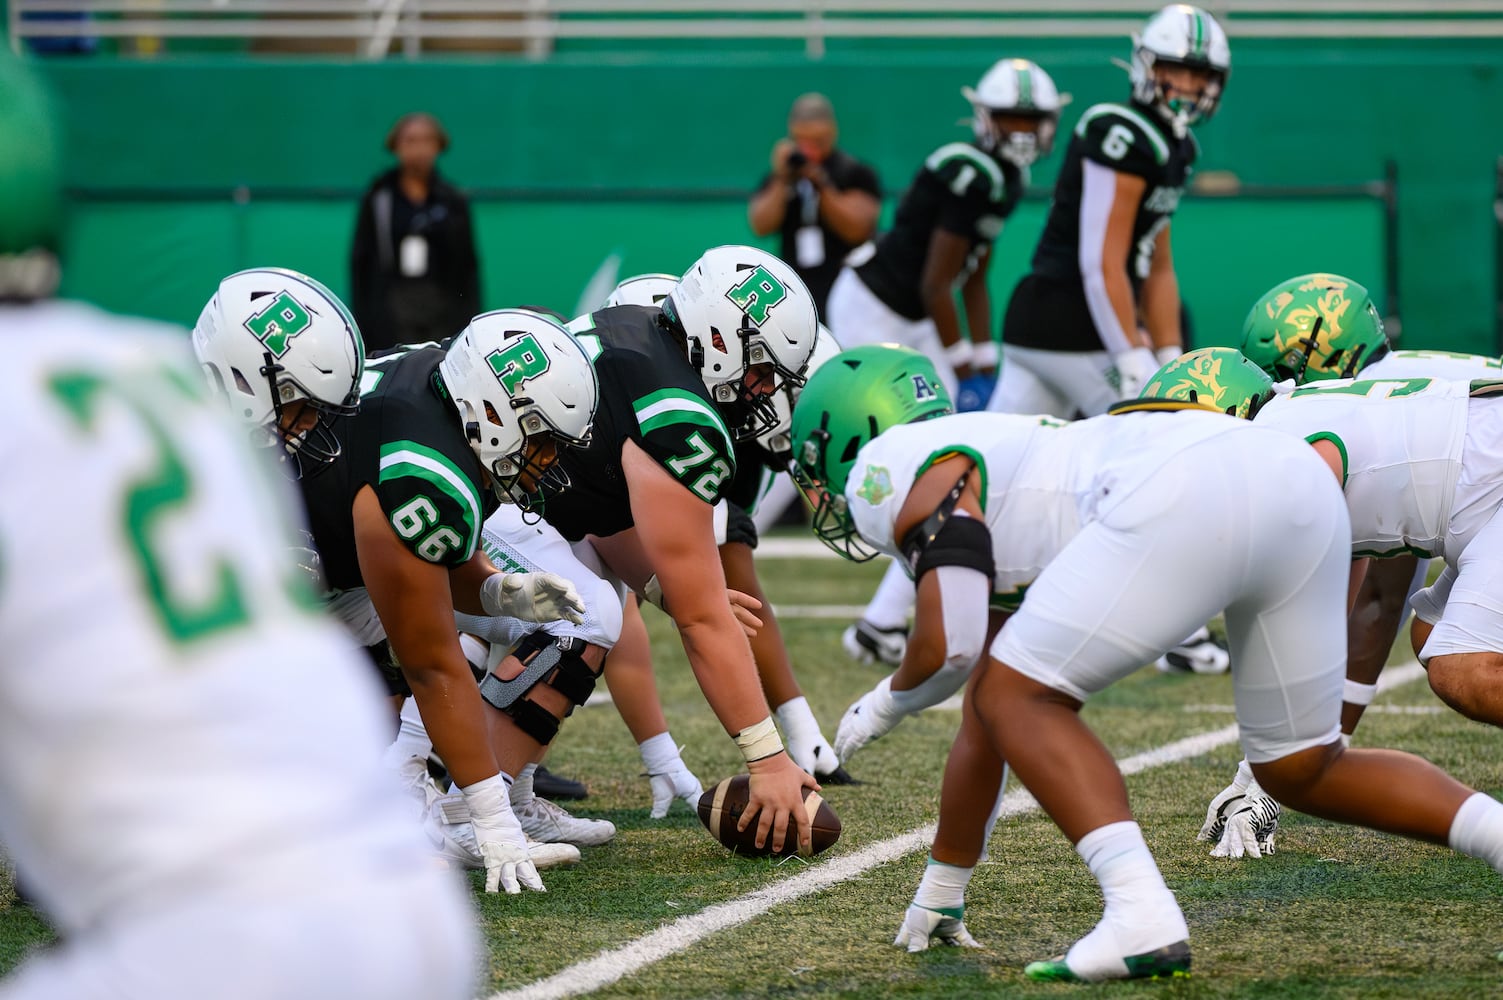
697 774 842 858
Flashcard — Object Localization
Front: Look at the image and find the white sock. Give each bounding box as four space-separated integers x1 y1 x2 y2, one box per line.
913 857 974 917
382 697 434 767
863 560 915 631
638 731 683 775
1065 822 1187 979
774 696 822 747
1448 792 1503 872
510 762 538 807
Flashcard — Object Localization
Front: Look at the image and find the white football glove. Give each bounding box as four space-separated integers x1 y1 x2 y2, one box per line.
1198 759 1252 842
461 775 545 894
481 571 585 625
893 904 983 953
835 676 904 761
648 763 704 820
1209 779 1280 859
1112 346 1160 399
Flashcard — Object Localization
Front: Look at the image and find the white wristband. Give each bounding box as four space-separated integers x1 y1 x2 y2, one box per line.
970 340 999 370
732 716 784 763
944 340 974 369
1155 345 1184 367
1343 679 1379 707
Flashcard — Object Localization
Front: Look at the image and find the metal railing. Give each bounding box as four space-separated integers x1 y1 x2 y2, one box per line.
12 1 1503 59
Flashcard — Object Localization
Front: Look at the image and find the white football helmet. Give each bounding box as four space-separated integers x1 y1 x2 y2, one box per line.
1130 4 1230 134
757 323 842 458
192 267 363 477
605 272 679 309
961 58 1065 168
438 309 598 510
662 245 818 440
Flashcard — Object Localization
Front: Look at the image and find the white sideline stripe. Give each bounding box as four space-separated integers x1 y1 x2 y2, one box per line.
489 661 1424 1000
755 537 843 559
1181 702 1443 716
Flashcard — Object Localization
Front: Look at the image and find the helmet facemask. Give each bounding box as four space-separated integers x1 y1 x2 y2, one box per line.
789 426 882 562
973 109 1058 168
261 351 359 478
683 316 808 442
475 401 591 518
1132 49 1226 135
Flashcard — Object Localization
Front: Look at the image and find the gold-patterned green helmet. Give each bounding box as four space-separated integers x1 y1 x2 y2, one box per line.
1239 273 1388 383
1139 347 1274 419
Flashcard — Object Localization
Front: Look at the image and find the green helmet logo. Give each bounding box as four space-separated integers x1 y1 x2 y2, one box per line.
1240 273 1388 383
1140 347 1274 419
789 345 953 560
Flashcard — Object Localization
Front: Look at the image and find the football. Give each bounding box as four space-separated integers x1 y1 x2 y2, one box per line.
697 774 842 858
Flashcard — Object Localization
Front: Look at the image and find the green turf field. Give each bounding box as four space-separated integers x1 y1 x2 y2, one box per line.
3 551 1499 998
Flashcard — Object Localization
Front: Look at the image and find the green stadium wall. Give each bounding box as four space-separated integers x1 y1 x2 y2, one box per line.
33 37 1503 352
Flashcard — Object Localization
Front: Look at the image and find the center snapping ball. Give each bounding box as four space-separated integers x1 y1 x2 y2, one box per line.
697 774 842 858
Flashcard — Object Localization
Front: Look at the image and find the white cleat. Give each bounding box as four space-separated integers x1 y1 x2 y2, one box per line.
842 619 908 667
1155 625 1230 675
515 796 617 846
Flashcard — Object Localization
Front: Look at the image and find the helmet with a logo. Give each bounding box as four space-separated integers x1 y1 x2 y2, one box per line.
1139 347 1274 419
1240 272 1389 383
961 58 1065 167
192 267 363 477
1130 5 1231 134
789 345 953 560
662 245 818 440
438 309 599 509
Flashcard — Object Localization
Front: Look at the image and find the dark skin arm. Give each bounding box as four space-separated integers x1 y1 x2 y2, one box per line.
958 245 996 375
353 485 497 787
447 548 499 617
921 229 978 375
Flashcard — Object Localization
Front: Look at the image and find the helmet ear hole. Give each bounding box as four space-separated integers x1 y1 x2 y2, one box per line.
230 367 255 397
483 400 505 428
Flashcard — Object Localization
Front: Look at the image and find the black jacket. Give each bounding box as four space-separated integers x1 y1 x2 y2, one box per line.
350 168 481 352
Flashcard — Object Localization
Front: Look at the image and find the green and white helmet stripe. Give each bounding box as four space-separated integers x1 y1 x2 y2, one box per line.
633 387 734 457
378 440 483 558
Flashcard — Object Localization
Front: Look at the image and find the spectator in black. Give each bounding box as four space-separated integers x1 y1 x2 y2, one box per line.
350 112 480 352
747 94 881 320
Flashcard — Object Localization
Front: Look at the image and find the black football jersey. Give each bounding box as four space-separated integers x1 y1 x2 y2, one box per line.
1008 101 1197 350
541 305 738 542
855 141 1024 321
299 344 497 591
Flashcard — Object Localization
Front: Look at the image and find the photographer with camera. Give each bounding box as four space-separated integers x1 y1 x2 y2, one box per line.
748 93 881 319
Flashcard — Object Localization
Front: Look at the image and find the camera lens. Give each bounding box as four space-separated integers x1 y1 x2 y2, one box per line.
787 150 807 169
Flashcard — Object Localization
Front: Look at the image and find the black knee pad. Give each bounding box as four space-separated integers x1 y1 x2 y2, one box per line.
478 633 600 745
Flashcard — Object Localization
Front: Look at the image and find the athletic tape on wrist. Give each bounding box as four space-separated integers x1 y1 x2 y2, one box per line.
733 716 784 763
1155 345 1184 367
1344 679 1378 706
970 340 999 370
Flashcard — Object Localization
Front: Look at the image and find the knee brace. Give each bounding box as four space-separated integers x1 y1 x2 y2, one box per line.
478 632 601 745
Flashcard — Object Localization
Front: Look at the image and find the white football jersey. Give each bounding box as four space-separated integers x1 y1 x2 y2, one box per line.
0 302 423 933
1255 376 1471 557
1362 348 1503 382
846 409 1244 608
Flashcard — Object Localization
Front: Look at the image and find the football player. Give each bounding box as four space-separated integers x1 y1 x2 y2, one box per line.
792 343 1503 981
449 247 822 852
292 306 599 892
0 53 476 999
595 273 852 796
1147 345 1503 858
990 3 1228 415
831 56 1063 671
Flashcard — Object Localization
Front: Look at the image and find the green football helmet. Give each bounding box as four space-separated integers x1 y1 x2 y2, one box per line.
1139 347 1274 419
0 53 63 300
789 344 953 560
1240 273 1388 383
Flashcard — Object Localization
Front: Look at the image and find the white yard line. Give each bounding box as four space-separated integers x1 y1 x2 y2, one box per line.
769 604 869 619
490 662 1425 1000
755 537 844 559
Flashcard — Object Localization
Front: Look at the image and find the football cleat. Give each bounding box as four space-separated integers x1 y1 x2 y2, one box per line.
1025 940 1191 982
842 619 909 667
1156 625 1230 674
515 795 616 847
533 765 589 801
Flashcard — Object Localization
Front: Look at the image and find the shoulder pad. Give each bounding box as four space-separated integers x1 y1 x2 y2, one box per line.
1074 103 1171 169
924 142 1006 203
376 439 485 565
631 385 738 503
